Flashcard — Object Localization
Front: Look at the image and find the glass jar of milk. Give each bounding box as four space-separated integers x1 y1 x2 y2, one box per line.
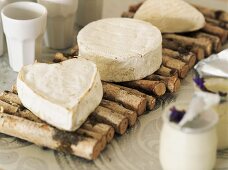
76 0 103 27
159 102 218 170
194 77 228 150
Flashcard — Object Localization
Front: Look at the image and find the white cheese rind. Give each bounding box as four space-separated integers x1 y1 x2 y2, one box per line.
134 0 205 33
17 58 103 131
77 18 162 82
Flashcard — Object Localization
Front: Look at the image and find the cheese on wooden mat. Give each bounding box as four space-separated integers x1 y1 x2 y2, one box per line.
77 18 162 82
134 0 205 33
17 58 103 131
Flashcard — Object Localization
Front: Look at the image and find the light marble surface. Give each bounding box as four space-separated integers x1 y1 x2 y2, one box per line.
0 1 228 170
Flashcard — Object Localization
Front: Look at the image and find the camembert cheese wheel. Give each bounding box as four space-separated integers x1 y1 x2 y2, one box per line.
134 0 205 33
77 18 162 82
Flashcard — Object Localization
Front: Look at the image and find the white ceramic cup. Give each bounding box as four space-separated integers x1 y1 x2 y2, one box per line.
38 0 78 50
160 102 218 170
194 78 228 150
0 1 12 57
1 2 47 72
0 0 37 57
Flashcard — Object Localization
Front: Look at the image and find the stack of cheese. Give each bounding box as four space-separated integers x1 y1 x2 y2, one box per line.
16 17 163 132
15 0 207 134
9 0 210 160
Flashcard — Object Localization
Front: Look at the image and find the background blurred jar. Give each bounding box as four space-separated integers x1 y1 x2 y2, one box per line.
194 77 228 150
76 0 103 27
160 102 218 170
38 0 78 50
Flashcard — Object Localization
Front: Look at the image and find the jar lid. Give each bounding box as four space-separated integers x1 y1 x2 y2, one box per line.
163 101 219 134
194 49 228 79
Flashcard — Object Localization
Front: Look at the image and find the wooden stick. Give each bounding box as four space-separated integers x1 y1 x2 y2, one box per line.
1 88 125 138
155 65 179 78
191 46 205 60
191 32 222 52
162 48 196 69
53 52 68 63
92 106 129 135
100 100 137 126
162 56 189 79
216 10 228 23
194 5 216 18
2 99 108 151
145 74 181 93
206 17 228 30
82 121 114 143
0 106 3 112
0 112 102 160
0 97 42 124
162 38 205 60
0 98 107 157
116 85 156 111
0 100 18 114
0 94 108 143
128 2 143 13
121 80 166 96
11 85 18 94
102 82 147 115
0 92 110 151
194 5 228 23
17 109 44 123
202 23 228 44
77 128 107 151
121 11 135 18
71 45 79 56
162 48 180 58
0 91 22 105
2 87 129 139
163 34 213 56
0 92 44 123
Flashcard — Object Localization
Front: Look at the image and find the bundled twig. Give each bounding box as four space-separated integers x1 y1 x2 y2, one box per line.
100 100 137 126
145 74 180 93
162 38 205 60
121 80 166 96
82 121 115 143
201 23 228 44
155 65 179 78
206 17 228 30
115 85 156 111
162 48 196 69
163 34 213 56
102 82 147 115
162 55 189 79
190 32 222 52
0 109 102 160
91 106 129 135
194 5 228 23
1 2 227 161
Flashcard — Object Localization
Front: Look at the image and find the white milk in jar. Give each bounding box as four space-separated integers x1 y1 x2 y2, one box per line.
160 102 218 170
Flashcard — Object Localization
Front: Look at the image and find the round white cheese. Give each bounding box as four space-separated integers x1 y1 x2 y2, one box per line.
134 0 205 33
17 58 103 131
77 18 162 82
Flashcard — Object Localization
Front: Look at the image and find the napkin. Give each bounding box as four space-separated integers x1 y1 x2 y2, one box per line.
194 49 228 78
178 91 220 127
